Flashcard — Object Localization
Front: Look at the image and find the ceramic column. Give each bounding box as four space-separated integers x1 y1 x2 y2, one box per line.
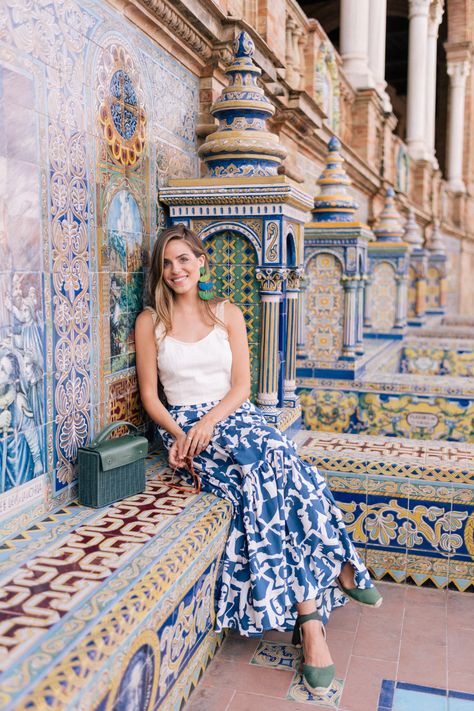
356 278 365 354
284 269 301 403
446 58 470 192
363 275 373 329
425 1 444 163
296 275 307 358
342 276 358 357
395 274 408 328
416 274 427 317
256 269 285 408
368 0 391 110
340 0 374 89
406 0 431 159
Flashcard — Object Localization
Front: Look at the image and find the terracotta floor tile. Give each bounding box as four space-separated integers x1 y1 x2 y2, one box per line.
401 619 447 646
227 691 326 711
218 636 261 664
340 655 397 711
200 657 294 698
184 684 235 711
448 670 474 695
403 604 447 631
405 585 448 607
352 621 401 662
326 602 361 632
376 581 407 604
360 607 404 636
447 627 474 674
447 591 474 630
325 628 356 677
397 639 447 688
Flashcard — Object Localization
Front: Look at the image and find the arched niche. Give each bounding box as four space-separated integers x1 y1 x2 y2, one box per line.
286 230 297 267
202 229 261 399
305 252 344 361
370 262 397 331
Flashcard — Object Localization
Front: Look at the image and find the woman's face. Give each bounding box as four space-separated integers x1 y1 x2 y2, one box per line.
162 239 205 296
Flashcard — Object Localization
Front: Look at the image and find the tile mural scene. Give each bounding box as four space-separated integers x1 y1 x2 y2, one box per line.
0 0 474 709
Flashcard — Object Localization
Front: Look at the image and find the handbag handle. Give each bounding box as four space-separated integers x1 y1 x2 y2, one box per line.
90 421 139 447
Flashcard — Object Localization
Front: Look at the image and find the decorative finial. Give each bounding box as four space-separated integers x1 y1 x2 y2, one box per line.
312 136 359 222
198 31 287 177
373 187 404 241
428 220 446 254
403 207 424 249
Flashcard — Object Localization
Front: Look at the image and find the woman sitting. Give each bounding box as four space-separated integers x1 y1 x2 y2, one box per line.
135 224 382 695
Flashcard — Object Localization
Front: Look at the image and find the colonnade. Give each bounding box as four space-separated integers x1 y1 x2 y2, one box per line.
339 0 470 192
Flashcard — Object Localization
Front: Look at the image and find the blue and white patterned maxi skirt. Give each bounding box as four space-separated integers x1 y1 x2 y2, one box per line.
159 399 374 637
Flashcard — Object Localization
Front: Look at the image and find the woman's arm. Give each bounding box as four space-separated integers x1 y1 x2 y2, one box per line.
183 302 251 458
135 310 185 444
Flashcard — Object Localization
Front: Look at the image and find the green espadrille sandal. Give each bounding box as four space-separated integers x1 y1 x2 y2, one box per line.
337 582 383 607
292 611 335 695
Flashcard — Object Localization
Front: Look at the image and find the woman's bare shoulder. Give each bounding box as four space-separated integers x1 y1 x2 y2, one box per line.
135 308 156 332
221 301 245 326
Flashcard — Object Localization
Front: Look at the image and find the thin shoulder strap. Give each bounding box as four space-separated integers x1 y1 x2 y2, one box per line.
143 306 166 343
215 299 228 322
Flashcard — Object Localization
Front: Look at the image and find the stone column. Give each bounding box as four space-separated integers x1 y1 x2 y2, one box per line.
284 269 301 403
256 269 285 408
356 278 365 354
340 0 374 89
416 274 427 317
368 0 391 110
342 276 358 357
406 0 431 159
363 276 373 329
446 57 471 193
425 1 444 163
395 274 408 328
296 275 307 358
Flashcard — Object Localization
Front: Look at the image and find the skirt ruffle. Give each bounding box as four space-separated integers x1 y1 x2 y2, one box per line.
159 399 373 636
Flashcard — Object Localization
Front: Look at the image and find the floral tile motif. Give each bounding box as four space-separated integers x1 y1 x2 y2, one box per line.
250 640 301 671
288 673 344 707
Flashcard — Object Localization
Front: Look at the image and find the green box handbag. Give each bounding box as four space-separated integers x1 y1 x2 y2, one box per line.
77 421 149 508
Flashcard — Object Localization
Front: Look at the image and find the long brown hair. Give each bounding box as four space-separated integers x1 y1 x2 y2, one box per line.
146 223 223 334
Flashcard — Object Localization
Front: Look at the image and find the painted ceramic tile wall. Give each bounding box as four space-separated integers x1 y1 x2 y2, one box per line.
0 0 199 524
298 386 474 442
399 344 474 377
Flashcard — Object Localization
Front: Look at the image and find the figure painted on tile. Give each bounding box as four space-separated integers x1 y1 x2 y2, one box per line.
5 276 43 364
107 190 144 370
0 351 43 493
135 224 382 697
111 644 155 711
0 200 13 338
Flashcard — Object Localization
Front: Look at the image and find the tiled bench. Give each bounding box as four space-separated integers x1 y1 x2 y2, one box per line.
295 431 474 592
0 453 232 711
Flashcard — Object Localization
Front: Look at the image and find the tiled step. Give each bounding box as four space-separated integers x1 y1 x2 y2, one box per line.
0 454 232 711
295 431 474 591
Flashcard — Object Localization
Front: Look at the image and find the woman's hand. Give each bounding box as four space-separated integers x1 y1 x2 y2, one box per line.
168 431 187 469
182 416 216 458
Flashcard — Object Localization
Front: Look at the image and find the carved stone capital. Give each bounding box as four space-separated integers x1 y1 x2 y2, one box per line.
447 60 471 87
428 0 444 34
408 0 431 19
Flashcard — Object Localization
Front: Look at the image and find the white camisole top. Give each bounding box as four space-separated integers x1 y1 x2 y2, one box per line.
150 300 233 407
